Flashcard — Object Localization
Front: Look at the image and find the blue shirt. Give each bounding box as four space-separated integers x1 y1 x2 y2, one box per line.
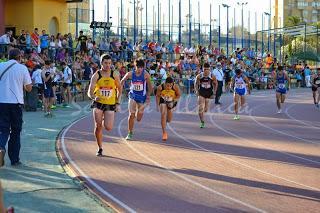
304 68 311 76
129 70 147 103
40 34 49 49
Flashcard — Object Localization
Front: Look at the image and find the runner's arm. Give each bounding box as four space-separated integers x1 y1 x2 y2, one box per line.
173 84 181 101
120 71 132 87
194 75 200 95
212 75 218 94
145 73 153 97
245 77 251 94
87 72 98 100
114 72 122 104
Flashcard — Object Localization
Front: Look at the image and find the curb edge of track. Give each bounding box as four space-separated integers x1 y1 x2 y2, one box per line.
55 114 122 213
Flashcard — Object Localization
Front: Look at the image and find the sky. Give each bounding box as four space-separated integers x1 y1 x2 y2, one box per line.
92 0 281 37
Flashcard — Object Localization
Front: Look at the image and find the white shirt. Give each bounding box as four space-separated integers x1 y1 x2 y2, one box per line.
212 68 224 81
0 34 10 44
63 66 72 83
31 69 43 84
159 68 167 80
0 60 32 104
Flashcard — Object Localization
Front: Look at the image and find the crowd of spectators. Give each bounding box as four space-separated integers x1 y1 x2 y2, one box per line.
0 28 317 111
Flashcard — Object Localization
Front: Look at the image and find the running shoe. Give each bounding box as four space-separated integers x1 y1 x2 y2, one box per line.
51 105 57 109
96 148 103 156
162 132 168 141
125 132 133 140
277 109 282 114
233 115 240 120
200 121 205 128
316 103 319 108
44 112 50 117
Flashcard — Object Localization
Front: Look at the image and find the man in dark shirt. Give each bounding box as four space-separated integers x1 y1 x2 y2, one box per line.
77 31 87 53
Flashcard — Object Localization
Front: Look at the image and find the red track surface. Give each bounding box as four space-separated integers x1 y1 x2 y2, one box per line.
57 89 320 213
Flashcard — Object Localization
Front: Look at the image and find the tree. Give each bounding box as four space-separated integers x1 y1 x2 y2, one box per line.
284 16 302 27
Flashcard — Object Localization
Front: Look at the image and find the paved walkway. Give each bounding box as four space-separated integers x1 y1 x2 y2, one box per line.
0 102 113 213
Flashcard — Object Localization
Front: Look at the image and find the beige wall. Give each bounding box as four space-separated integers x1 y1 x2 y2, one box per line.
33 0 68 34
4 0 68 35
5 0 34 33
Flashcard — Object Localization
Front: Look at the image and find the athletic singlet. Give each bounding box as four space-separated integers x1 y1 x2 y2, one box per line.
276 73 287 90
160 84 176 103
129 70 147 103
93 70 117 105
198 73 214 98
313 75 320 87
234 75 246 90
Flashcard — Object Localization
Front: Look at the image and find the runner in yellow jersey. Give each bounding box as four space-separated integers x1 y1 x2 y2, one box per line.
156 77 181 141
87 54 122 156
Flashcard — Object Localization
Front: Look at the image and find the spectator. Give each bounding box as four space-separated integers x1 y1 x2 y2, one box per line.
61 62 72 107
212 62 224 104
77 31 87 53
0 48 32 167
304 65 312 87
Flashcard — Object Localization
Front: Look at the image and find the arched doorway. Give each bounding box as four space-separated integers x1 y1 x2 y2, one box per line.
49 17 59 35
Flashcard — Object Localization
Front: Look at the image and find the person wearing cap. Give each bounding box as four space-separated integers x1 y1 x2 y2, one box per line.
212 62 224 104
0 48 32 167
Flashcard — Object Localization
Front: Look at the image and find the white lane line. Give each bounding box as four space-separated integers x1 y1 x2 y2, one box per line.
169 120 320 191
117 118 266 213
60 116 136 213
285 104 320 130
169 120 320 192
210 112 320 164
249 105 320 145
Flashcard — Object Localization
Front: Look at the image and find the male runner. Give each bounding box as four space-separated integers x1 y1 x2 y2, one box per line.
194 62 217 128
156 77 181 141
120 59 153 140
87 54 122 156
231 68 250 120
273 66 289 113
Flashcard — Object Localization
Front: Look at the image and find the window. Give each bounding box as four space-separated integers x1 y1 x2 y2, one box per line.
68 8 90 23
297 1 308 7
303 10 309 18
312 2 320 7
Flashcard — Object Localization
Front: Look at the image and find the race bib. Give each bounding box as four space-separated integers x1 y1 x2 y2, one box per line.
163 95 173 102
278 83 285 89
132 82 144 91
100 87 113 98
235 83 245 89
201 82 211 89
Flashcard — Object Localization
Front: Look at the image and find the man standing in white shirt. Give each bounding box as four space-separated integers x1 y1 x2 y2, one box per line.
212 62 224 104
0 48 32 167
61 62 73 107
159 66 167 83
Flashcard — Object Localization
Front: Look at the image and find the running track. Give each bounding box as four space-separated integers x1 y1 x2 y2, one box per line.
57 89 320 213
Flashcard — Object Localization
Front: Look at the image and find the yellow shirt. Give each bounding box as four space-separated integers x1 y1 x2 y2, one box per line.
161 89 176 102
94 71 117 105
